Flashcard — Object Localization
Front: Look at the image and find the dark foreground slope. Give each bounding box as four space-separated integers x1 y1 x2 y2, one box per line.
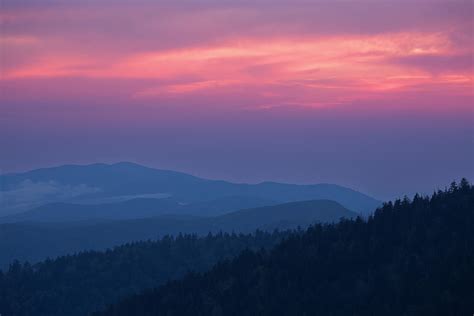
0 200 355 268
0 231 293 316
96 180 474 316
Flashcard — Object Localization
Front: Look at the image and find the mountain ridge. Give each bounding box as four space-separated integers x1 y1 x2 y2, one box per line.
0 199 357 268
0 162 381 217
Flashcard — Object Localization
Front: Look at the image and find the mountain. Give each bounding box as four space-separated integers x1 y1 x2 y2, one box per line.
179 195 278 217
0 195 277 223
212 200 355 232
94 180 474 316
0 198 182 223
0 162 381 218
0 200 356 268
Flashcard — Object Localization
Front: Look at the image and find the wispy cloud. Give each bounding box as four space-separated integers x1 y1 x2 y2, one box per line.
0 180 101 216
3 31 472 109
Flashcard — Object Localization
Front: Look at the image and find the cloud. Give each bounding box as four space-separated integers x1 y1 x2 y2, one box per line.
0 1 472 118
0 180 101 216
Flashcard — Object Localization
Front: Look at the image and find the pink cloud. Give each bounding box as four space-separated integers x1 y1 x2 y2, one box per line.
1 0 472 114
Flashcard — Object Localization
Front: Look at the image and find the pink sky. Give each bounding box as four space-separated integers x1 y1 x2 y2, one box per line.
1 0 473 198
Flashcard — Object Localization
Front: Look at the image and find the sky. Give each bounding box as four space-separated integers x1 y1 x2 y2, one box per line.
1 0 473 200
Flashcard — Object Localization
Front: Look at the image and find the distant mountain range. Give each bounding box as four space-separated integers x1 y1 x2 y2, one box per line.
0 200 357 268
0 196 278 223
0 162 379 269
0 162 381 220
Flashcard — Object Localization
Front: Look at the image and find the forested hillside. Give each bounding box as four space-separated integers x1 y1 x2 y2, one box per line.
95 179 474 316
0 230 292 316
0 200 354 268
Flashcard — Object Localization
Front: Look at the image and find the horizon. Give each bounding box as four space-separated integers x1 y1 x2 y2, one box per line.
1 0 473 200
1 160 470 201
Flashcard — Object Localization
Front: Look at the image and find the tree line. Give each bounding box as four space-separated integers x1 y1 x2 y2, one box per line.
0 230 292 316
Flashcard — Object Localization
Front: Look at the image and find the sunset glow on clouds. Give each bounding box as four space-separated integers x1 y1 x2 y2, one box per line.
1 0 473 198
2 1 472 109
